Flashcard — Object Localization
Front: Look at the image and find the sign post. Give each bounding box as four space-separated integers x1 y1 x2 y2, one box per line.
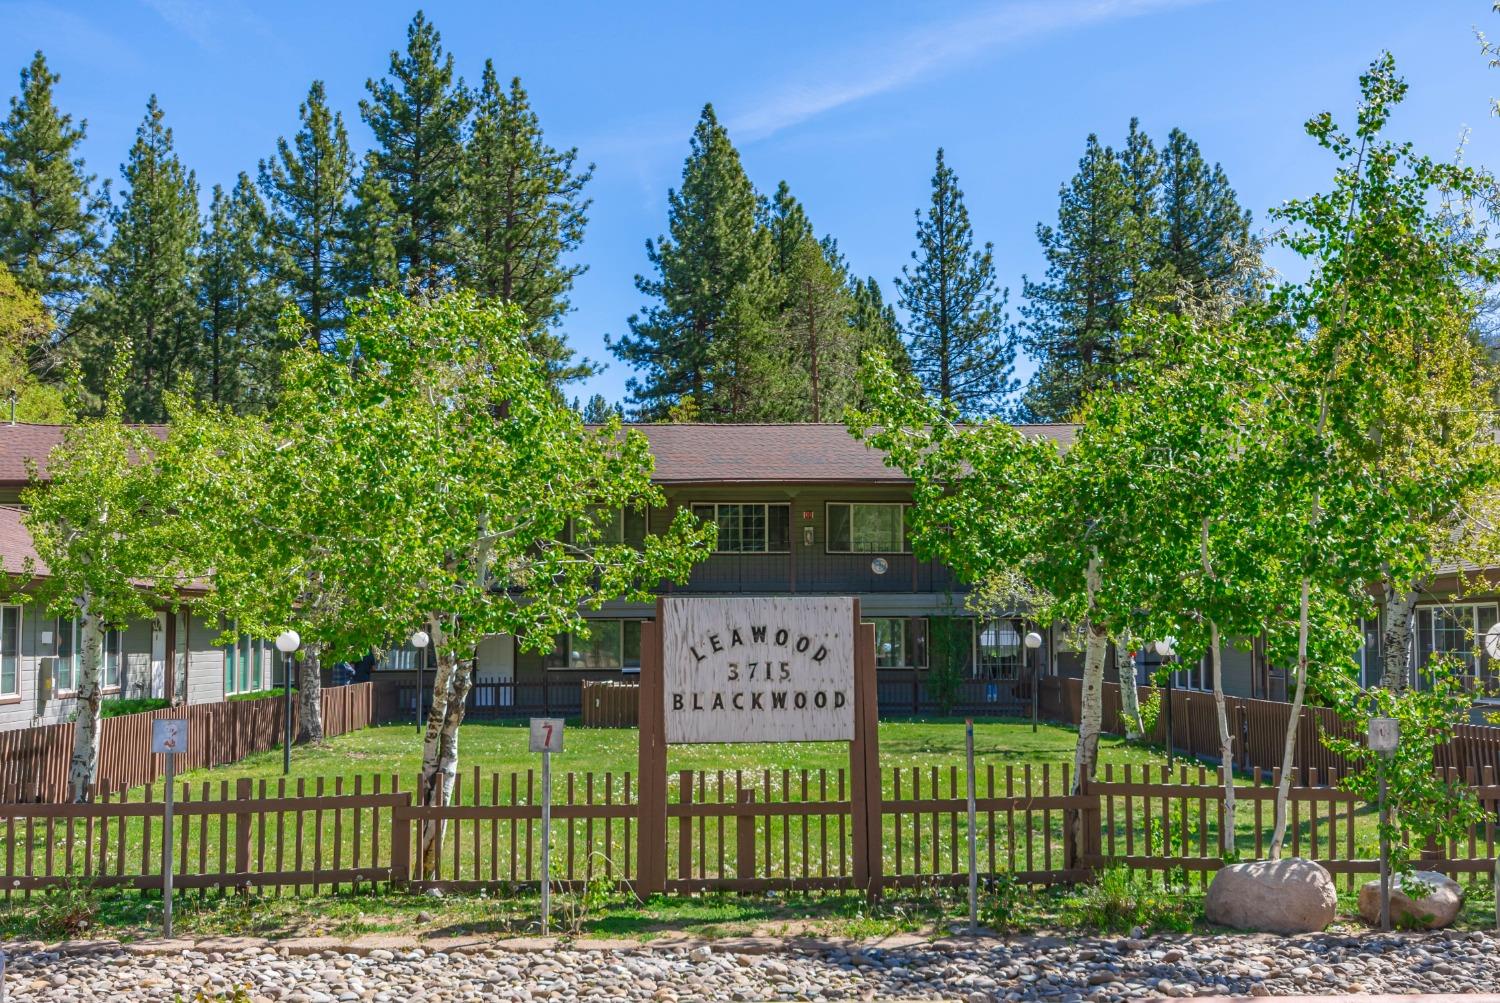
1368 715 1399 932
964 718 978 935
529 717 564 935
152 718 189 938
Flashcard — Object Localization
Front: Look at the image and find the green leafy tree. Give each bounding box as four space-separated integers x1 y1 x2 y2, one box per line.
258 80 355 350
0 267 68 420
359 10 471 291
0 51 106 318
20 359 200 800
895 148 1017 416
609 105 772 420
460 63 594 385
196 174 280 411
76 96 200 421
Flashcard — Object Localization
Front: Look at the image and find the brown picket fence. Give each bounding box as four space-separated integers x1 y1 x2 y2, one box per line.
1 763 1496 899
1051 678 1500 781
0 683 374 803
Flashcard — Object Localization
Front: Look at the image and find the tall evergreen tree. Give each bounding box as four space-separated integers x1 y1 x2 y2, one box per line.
848 275 909 377
76 96 200 421
609 105 771 421
0 51 106 319
1154 127 1255 299
460 63 593 384
1019 134 1138 422
359 10 470 292
197 174 279 411
895 148 1017 417
259 80 354 350
338 157 399 301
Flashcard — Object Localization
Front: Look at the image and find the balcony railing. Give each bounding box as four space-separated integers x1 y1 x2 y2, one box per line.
667 552 967 595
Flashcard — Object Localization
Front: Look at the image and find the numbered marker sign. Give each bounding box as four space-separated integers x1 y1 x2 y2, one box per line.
151 719 190 755
529 718 564 754
1368 717 1399 754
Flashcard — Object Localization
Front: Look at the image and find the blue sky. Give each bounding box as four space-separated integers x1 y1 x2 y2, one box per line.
5 0 1500 407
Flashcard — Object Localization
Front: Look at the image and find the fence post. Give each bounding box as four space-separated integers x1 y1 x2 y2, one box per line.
736 790 756 880
677 770 693 883
233 777 252 885
911 673 919 716
635 612 668 896
390 794 412 887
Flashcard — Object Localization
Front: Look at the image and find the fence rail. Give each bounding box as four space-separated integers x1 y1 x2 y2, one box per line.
0 683 374 803
2 763 1496 898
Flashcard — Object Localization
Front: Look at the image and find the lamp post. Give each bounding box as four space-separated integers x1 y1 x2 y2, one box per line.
411 629 430 736
275 630 301 776
1154 637 1176 769
1025 629 1044 733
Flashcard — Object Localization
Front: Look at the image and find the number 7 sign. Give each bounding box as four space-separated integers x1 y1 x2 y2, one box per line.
529 717 564 753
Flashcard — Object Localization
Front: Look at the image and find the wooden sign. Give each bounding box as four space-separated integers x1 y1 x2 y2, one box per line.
662 596 854 744
1368 717 1399 754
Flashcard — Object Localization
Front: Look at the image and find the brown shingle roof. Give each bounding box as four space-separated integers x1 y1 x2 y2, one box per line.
0 506 44 576
0 422 169 486
621 422 1078 484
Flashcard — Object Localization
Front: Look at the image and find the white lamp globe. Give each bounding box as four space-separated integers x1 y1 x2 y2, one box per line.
410 629 431 649
1024 631 1043 650
1153 637 1175 658
275 630 300 655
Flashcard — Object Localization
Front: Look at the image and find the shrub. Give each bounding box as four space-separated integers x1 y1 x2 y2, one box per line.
1070 865 1195 933
99 698 170 718
35 878 99 939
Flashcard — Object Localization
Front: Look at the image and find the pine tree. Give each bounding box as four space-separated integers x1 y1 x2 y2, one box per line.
1118 117 1169 305
1019 134 1137 422
1154 127 1255 300
579 393 621 423
259 80 354 350
338 156 399 301
848 276 910 378
197 174 279 411
0 51 106 318
895 148 1017 417
75 96 200 421
359 10 470 292
609 105 772 421
772 232 856 421
460 63 593 384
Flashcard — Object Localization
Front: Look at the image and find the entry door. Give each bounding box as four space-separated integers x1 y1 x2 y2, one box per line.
151 612 167 698
475 634 515 707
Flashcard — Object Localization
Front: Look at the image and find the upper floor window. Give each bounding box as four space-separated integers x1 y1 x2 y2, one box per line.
0 606 18 697
827 503 910 554
1416 603 1497 676
571 508 648 548
691 503 790 553
868 617 928 669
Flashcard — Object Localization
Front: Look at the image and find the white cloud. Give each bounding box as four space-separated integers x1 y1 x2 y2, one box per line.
728 0 1212 141
138 0 274 52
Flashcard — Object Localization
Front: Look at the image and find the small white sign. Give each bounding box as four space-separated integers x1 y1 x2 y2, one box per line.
529 718 564 753
151 719 189 755
1368 717 1400 754
663 596 855 744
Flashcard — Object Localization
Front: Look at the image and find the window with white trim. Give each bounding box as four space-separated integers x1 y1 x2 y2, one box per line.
559 620 643 672
54 616 79 694
223 628 271 695
690 503 790 553
1416 603 1498 676
0 606 18 696
975 619 1023 680
868 617 928 669
571 508 648 547
102 627 122 691
827 503 910 553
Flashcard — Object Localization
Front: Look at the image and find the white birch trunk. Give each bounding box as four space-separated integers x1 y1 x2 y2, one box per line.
1209 619 1236 854
1071 554 1108 796
296 645 323 744
1269 575 1311 859
1380 584 1417 692
66 598 106 803
417 620 474 878
1116 629 1144 741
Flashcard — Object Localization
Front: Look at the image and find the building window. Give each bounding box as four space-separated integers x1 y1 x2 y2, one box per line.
223 627 270 695
54 616 78 693
1416 603 1498 677
1171 657 1210 692
975 619 1023 680
572 508 648 547
691 503 790 553
564 620 643 671
0 606 18 697
868 617 928 669
827 503 909 553
378 640 432 672
102 628 122 691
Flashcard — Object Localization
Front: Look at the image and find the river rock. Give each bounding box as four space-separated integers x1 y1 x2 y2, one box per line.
1357 870 1463 929
1204 857 1337 934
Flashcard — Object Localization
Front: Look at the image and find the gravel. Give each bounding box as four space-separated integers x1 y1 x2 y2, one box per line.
4 929 1499 1001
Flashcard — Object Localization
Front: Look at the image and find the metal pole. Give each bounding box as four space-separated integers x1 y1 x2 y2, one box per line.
1030 629 1039 734
541 748 552 935
162 750 175 938
1378 754 1391 932
1165 661 1175 770
416 648 424 736
965 718 978 935
283 654 294 776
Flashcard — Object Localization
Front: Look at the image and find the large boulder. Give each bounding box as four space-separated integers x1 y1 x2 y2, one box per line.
1204 857 1337 934
1357 870 1463 929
